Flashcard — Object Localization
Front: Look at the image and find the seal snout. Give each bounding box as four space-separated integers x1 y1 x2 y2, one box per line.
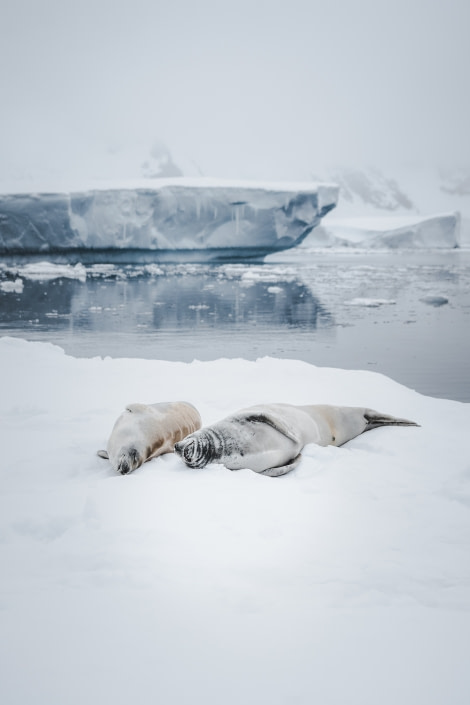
174 439 185 457
174 435 209 469
116 448 140 475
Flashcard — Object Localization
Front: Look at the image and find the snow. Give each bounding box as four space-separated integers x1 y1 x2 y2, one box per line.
1 336 469 704
0 176 339 197
0 180 338 257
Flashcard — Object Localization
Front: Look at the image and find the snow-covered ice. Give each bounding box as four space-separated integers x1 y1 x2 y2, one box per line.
1 336 469 705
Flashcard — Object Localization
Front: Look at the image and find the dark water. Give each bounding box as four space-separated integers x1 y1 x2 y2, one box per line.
1 250 469 401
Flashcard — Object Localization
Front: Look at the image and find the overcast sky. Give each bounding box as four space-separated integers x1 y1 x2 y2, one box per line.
1 0 469 181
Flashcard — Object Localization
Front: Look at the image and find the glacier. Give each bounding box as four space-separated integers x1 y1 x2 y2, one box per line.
0 179 338 261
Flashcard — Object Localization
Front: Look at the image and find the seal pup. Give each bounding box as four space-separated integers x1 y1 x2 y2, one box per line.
174 403 418 477
98 401 202 475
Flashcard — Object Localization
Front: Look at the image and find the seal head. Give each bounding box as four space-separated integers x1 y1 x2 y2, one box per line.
175 429 224 468
116 447 141 475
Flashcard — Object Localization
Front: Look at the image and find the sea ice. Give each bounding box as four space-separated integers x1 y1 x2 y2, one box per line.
1 337 469 705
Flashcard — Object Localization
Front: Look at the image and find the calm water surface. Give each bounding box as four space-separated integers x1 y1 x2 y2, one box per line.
1 250 469 401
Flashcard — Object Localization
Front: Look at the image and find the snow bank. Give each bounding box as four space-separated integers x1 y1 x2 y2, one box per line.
0 179 338 258
304 212 460 249
1 337 469 705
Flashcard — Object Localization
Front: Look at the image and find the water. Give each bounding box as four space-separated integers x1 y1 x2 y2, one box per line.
1 249 469 401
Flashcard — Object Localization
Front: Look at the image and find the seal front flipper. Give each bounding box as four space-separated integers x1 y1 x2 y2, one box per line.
97 450 109 460
242 410 301 444
258 453 302 477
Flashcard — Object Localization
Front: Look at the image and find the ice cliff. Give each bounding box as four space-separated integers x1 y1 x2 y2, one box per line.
0 179 338 259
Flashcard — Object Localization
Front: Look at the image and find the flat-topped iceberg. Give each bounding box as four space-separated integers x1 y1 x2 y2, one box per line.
0 179 338 261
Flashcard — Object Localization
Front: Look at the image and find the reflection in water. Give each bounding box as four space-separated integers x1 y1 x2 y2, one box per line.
0 278 77 329
2 252 470 401
0 269 333 335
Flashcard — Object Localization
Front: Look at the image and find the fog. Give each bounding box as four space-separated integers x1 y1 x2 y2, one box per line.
1 0 469 182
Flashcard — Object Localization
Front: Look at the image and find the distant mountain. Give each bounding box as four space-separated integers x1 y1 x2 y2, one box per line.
312 167 415 212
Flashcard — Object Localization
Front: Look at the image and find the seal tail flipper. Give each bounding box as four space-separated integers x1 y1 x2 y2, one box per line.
97 450 109 459
363 410 419 431
258 453 302 477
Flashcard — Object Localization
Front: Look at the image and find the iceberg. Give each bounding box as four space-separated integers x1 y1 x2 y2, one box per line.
303 212 460 249
0 179 338 261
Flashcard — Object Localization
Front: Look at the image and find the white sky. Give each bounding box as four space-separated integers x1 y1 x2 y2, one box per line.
1 0 469 181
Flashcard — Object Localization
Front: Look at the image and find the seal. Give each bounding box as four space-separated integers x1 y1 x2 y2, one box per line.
174 403 418 477
98 401 202 475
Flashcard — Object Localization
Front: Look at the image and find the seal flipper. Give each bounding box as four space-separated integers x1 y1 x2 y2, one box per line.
363 410 419 431
97 450 109 459
258 453 302 477
242 411 301 444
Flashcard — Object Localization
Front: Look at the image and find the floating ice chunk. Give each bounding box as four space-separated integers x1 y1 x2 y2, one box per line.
143 264 165 276
0 278 24 293
239 266 298 284
420 295 449 307
345 298 397 307
15 262 87 282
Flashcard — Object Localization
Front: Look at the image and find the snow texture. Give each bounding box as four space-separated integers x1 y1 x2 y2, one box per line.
1 337 470 705
0 179 338 257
